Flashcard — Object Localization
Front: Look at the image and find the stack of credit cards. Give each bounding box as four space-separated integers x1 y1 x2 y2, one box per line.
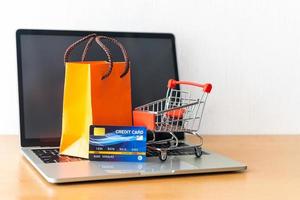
89 125 147 162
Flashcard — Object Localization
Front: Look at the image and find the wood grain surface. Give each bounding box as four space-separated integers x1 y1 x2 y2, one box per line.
0 135 299 200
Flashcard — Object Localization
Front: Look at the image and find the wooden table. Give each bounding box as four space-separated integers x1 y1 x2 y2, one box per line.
0 135 300 200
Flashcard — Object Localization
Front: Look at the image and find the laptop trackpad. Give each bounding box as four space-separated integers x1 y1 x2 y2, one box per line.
39 157 198 180
94 157 198 176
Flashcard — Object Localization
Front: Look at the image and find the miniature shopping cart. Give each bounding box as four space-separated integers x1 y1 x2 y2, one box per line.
133 79 212 161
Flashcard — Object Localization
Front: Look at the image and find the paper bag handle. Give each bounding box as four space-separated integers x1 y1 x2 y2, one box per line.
64 33 114 80
64 33 97 62
64 34 130 80
95 36 130 79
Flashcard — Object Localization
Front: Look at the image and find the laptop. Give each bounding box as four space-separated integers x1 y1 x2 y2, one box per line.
16 29 246 183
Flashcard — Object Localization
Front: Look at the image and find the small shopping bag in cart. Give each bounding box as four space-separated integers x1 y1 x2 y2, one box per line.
60 34 133 158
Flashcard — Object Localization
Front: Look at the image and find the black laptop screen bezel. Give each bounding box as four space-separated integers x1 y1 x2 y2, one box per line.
16 29 180 147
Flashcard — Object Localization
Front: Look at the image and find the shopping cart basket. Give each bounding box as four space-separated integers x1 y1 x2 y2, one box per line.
133 79 212 161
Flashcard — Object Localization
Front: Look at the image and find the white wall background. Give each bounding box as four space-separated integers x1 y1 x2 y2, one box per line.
1 0 300 135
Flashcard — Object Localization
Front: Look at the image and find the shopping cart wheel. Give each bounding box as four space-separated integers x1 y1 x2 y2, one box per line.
159 150 168 161
194 147 202 158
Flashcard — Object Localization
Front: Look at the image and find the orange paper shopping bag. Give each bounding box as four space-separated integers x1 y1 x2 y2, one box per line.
59 34 133 158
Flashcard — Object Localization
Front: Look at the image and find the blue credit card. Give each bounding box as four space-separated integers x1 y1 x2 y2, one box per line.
89 125 147 162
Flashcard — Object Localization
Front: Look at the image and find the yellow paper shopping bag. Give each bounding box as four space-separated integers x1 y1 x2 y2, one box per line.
59 34 133 158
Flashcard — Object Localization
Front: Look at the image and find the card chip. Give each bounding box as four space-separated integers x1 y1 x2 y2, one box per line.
94 127 105 136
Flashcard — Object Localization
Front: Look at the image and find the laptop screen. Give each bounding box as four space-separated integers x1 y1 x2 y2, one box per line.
17 30 179 146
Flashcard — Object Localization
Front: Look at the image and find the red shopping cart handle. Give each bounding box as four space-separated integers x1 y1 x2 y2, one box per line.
167 79 212 93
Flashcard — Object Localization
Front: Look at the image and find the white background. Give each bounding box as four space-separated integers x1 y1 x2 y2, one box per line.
1 0 300 135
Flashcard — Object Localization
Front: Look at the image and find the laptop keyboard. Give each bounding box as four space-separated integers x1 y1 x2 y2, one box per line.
33 143 208 164
32 149 83 163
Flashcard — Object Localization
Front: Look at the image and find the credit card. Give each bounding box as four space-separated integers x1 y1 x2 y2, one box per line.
89 125 147 162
